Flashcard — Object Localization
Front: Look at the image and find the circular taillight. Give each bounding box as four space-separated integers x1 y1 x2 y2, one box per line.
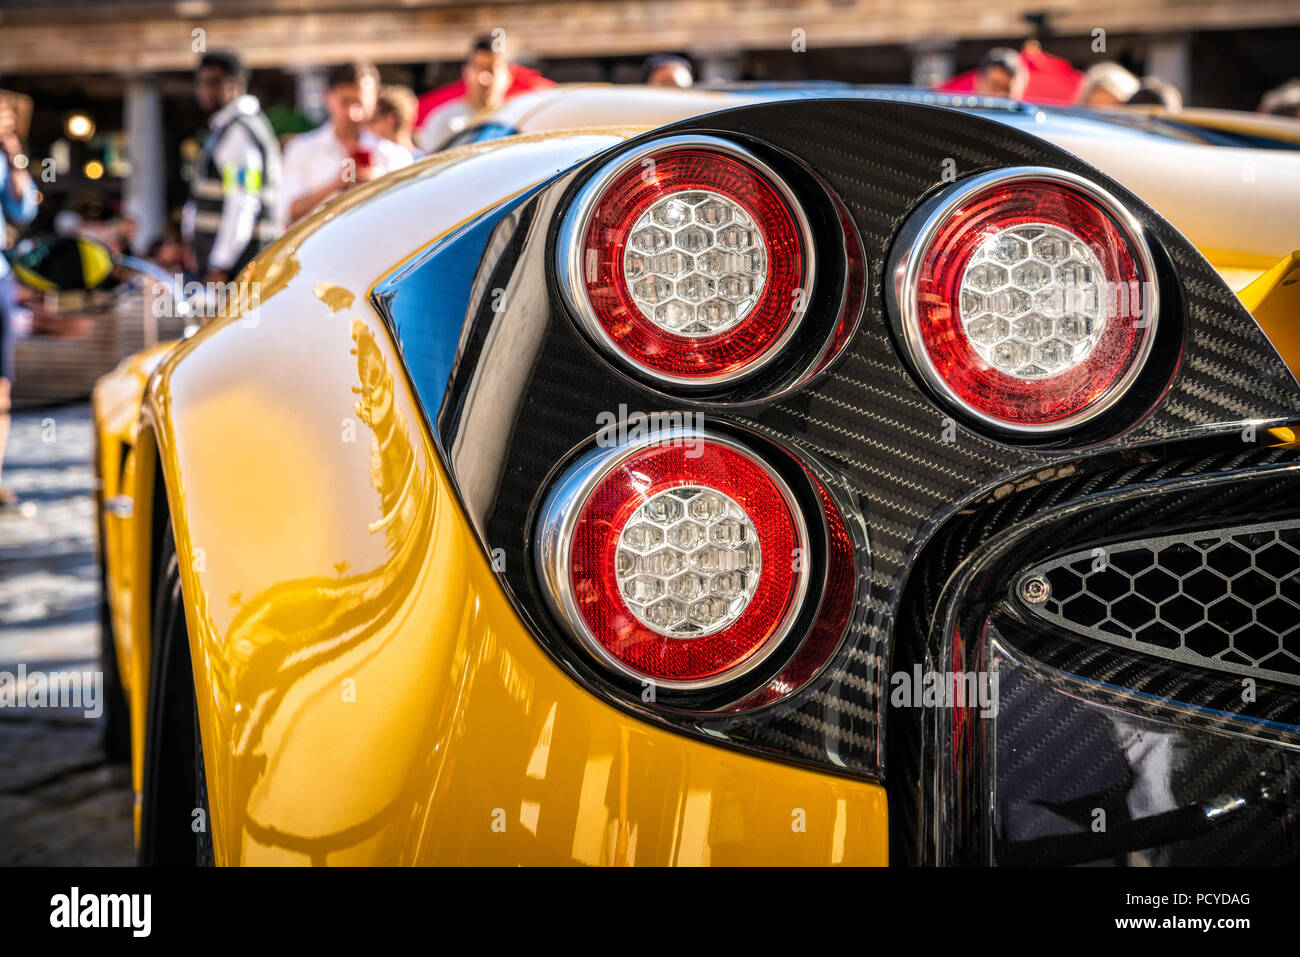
558 135 813 386
890 167 1159 433
536 433 810 690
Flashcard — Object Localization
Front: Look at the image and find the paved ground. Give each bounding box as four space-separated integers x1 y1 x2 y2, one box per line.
0 403 135 866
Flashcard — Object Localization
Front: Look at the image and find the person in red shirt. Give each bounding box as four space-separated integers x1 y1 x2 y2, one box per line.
415 35 553 154
973 48 1027 99
937 41 1084 106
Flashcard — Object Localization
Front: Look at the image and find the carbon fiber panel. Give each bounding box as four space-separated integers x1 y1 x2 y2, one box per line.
376 98 1300 784
893 446 1300 861
901 447 1300 864
988 634 1300 866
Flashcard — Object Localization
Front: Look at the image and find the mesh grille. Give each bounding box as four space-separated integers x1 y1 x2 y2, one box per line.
1022 520 1300 686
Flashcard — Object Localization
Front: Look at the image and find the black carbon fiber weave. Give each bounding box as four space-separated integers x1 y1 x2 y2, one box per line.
989 638 1300 865
676 101 1300 771
890 445 1300 861
887 443 1300 863
399 98 1300 782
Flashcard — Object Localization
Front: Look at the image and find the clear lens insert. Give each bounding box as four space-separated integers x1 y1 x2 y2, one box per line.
624 190 768 338
614 486 761 638
959 223 1106 379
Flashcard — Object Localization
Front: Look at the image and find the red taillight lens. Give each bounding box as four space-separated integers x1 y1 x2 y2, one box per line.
730 468 856 710
561 137 811 385
538 435 811 690
894 169 1158 432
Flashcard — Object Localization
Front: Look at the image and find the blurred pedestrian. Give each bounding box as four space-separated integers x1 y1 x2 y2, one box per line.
414 35 552 138
182 51 282 283
644 54 694 88
416 36 520 154
974 47 1026 99
1078 62 1141 108
0 96 38 508
110 212 138 257
1127 76 1183 112
372 85 421 157
147 231 195 285
53 209 82 237
1258 79 1300 119
278 62 412 226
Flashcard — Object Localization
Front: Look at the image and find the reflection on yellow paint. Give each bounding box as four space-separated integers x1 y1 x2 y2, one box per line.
312 282 356 314
677 789 713 866
520 800 541 836
142 129 891 865
526 703 556 780
569 754 613 864
832 797 847 864
244 244 300 301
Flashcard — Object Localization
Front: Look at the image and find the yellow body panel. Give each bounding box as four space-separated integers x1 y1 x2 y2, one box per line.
92 343 175 838
1144 107 1300 147
1239 251 1300 374
93 341 176 694
102 129 887 865
157 320 885 863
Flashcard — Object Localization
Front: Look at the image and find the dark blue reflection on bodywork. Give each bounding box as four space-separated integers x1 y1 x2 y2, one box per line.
371 189 541 435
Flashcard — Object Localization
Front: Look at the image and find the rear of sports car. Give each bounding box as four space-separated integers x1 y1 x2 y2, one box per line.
367 96 1300 866
127 93 1300 867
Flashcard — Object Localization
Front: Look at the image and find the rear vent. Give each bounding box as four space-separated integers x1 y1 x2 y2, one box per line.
1017 520 1300 687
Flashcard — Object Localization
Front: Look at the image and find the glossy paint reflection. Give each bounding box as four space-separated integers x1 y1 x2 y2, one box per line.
141 131 887 864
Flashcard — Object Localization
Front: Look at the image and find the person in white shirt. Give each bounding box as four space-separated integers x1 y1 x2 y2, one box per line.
182 51 282 282
416 36 513 155
278 62 413 227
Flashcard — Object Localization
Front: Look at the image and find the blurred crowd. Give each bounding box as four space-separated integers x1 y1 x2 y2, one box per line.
12 34 1300 287
1 31 1299 505
2 35 704 298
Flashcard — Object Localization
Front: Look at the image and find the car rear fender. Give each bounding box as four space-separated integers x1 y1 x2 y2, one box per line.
136 128 889 864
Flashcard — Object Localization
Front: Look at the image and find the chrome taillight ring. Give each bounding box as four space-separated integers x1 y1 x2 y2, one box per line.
534 427 812 692
556 134 817 388
887 166 1161 435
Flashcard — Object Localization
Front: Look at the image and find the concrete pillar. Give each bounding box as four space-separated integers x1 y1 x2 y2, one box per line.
291 66 329 124
1146 33 1191 102
124 75 165 256
911 42 955 88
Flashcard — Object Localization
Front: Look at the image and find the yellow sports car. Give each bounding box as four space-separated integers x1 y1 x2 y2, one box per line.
30 84 1300 866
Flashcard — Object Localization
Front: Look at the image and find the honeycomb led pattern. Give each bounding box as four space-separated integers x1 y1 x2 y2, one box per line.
1024 521 1300 686
614 486 761 637
623 190 767 337
959 223 1106 378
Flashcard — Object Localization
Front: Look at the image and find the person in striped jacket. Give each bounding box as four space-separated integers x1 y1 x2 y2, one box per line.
182 51 282 285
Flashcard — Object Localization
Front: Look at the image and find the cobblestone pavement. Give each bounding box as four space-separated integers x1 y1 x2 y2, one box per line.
0 403 135 866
